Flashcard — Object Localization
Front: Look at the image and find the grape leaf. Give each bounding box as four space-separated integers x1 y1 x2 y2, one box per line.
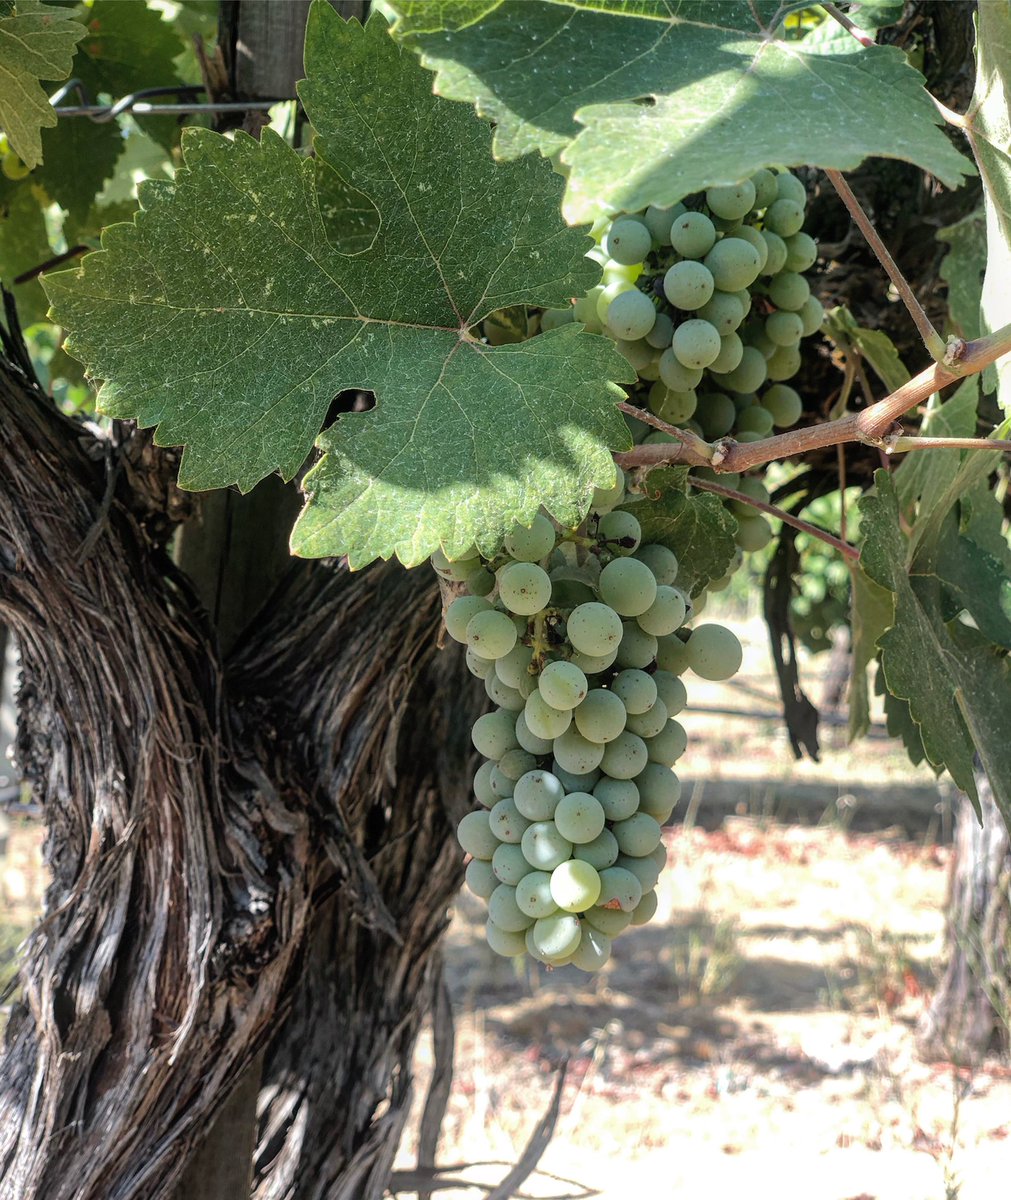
618 468 736 597
893 377 976 532
388 0 973 223
860 470 1011 820
878 669 928 769
35 113 123 221
823 305 910 395
848 564 892 741
43 7 631 569
0 0 84 168
969 0 1011 407
938 207 985 342
0 174 53 326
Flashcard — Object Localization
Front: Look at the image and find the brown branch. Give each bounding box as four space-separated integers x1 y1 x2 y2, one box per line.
616 321 1011 477
688 476 860 561
616 400 712 465
824 168 946 359
823 3 876 46
887 436 1011 454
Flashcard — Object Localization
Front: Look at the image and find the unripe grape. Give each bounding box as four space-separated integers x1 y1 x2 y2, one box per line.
663 260 715 311
497 747 537 781
540 307 575 331
618 852 663 892
570 925 612 971
775 171 808 205
784 231 817 272
584 905 634 936
466 609 517 660
766 343 802 381
538 660 588 710
694 391 736 439
530 912 582 959
703 237 762 291
598 510 642 554
472 710 520 759
492 842 532 885
445 594 492 642
466 647 495 679
553 726 606 775
596 279 635 324
656 633 691 675
735 513 774 551
637 760 683 818
658 348 704 392
716 345 767 394
645 310 675 349
515 870 558 918
698 291 744 335
485 672 525 712
521 821 573 872
624 697 669 739
496 642 534 689
489 798 531 844
631 890 659 927
799 294 825 336
593 776 639 821
466 857 498 899
732 224 770 273
706 179 756 220
645 719 688 766
612 811 663 856
457 810 499 859
486 921 527 957
670 210 717 258
523 690 572 740
761 383 803 427
488 884 534 932
498 561 551 615
750 168 778 210
573 828 620 870
574 688 627 743
759 229 788 275
597 865 643 912
610 668 657 715
598 557 658 617
686 623 743 680
765 197 805 237
592 466 626 514
566 602 623 656
709 331 744 375
553 793 606 845
671 319 721 370
607 288 657 340
644 201 683 244
766 310 804 346
552 764 601 793
634 543 678 586
603 216 652 265
505 513 556 561
600 730 648 779
768 271 810 312
615 621 657 669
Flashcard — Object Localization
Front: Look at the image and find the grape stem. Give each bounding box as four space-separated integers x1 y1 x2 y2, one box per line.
885 435 1011 454
822 3 876 47
615 320 1011 476
687 476 860 562
616 401 712 464
824 168 947 361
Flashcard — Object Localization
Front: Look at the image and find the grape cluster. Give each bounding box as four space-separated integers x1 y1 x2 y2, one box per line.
436 496 743 971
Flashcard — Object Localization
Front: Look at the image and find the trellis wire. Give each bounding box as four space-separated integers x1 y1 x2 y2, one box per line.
49 79 295 121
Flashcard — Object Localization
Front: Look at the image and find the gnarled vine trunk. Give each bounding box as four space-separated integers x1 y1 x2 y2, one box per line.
0 322 474 1197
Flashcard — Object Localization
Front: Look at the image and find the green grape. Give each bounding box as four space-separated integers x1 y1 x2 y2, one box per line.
670 211 717 259
568 646 619 675
584 905 633 936
515 710 554 756
765 197 805 237
573 286 605 332
658 389 699 425
554 793 606 844
625 698 669 739
634 544 678 586
671 319 721 370
658 349 704 391
445 594 492 643
731 224 770 273
474 760 497 807
766 343 802 381
593 776 640 821
703 238 762 291
496 642 534 689
600 730 648 779
521 821 573 871
607 288 657 340
1 152 31 181
694 391 736 439
472 710 520 759
540 307 575 331
637 761 683 819
645 311 675 349
603 216 652 265
598 557 658 617
717 345 767 394
489 798 532 844
798 294 825 336
616 851 662 892
468 565 496 596
513 769 564 820
749 328 777 360
686 623 743 680
591 466 627 514
566 602 624 656
612 811 663 856
751 168 778 210
515 870 559 918
574 688 627 744
631 889 659 926
768 271 810 311
538 660 588 710
615 621 657 669
655 632 691 674
484 673 525 713
457 810 499 859
505 513 557 561
759 229 788 276
735 513 774 551
432 546 480 581
488 884 534 932
550 577 597 610
734 288 753 319
646 719 688 766
486 920 527 957
775 171 808 205
783 231 817 272
610 668 657 715
596 278 636 324
523 691 572 740
663 260 715 311
766 310 804 346
598 510 642 553
604 257 641 285
570 926 612 972
552 764 601 792
698 291 744 335
706 179 757 220
531 912 582 959
494 841 534 885
736 404 775 436
637 585 687 637
553 726 606 775
643 201 683 244
550 858 602 911
497 561 551 616
466 648 495 679
466 609 517 660
466 857 498 899
708 332 744 375
498 747 537 781
614 337 654 370
596 866 643 912
573 828 620 870
489 764 515 799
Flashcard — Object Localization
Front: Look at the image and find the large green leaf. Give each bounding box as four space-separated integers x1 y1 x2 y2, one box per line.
389 0 973 223
618 468 737 597
860 471 1011 821
0 174 52 326
0 0 84 168
969 0 1011 407
823 305 911 395
35 113 123 221
848 564 893 742
44 7 631 568
938 207 986 343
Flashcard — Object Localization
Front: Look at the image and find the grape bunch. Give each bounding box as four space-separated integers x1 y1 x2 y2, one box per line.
436 494 743 972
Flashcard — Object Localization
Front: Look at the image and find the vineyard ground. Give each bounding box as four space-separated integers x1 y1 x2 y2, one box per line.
1 619 1008 1198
